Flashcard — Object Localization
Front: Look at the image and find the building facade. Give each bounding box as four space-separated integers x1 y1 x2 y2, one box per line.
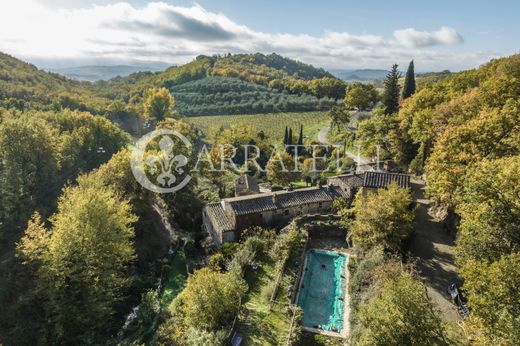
203 171 410 245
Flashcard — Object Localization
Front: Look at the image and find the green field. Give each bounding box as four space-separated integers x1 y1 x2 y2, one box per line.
186 111 330 144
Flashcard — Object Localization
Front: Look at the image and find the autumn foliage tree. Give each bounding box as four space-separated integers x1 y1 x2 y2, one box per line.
356 271 448 345
160 268 247 344
460 253 520 345
350 183 414 252
144 87 174 121
344 82 378 111
266 150 299 186
18 174 137 344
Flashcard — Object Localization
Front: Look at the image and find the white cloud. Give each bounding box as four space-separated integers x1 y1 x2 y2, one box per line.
393 26 464 47
0 0 497 70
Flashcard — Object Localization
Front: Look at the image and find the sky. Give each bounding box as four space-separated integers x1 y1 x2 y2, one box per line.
1 0 518 71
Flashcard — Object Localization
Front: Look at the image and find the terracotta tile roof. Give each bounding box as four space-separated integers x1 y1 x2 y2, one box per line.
363 171 410 189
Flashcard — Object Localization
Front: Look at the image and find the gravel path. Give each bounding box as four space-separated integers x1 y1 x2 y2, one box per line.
317 124 371 166
408 178 462 321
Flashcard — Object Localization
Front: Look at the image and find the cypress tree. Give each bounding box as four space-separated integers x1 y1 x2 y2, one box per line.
286 127 293 154
283 126 288 145
298 124 303 145
402 60 416 99
382 64 401 115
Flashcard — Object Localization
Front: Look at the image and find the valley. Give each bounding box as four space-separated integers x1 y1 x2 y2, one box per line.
0 8 518 344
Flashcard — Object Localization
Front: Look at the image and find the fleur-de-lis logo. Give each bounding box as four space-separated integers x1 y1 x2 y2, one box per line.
145 136 188 187
131 129 192 193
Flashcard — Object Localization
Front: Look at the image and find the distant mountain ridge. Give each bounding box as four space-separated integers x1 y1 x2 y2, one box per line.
48 64 171 82
329 68 390 81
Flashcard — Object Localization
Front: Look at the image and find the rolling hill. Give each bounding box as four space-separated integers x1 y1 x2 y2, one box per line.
171 76 338 115
0 52 110 114
92 53 346 107
1 52 345 117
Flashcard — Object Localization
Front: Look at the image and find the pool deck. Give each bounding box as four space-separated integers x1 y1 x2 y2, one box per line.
295 248 350 339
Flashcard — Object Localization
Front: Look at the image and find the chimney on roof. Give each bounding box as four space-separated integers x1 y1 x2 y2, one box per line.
272 193 278 204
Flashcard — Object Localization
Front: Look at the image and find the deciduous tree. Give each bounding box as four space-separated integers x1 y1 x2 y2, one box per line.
171 268 247 331
344 82 378 111
357 272 447 345
461 253 520 345
266 151 299 186
144 87 174 121
18 174 137 344
456 156 520 267
350 183 414 252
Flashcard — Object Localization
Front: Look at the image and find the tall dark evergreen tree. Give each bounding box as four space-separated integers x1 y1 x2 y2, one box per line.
382 64 401 115
297 124 303 145
402 60 416 99
285 127 293 154
283 126 288 145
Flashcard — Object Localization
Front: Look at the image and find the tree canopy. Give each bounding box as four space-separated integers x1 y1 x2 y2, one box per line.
143 87 174 121
350 183 414 252
344 82 378 111
460 253 520 345
17 174 137 344
266 150 299 186
356 271 447 346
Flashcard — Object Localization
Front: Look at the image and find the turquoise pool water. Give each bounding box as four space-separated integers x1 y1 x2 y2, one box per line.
296 250 346 333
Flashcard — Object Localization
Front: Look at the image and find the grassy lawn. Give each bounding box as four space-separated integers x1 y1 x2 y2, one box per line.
238 257 292 345
186 111 330 145
160 249 188 307
237 229 310 345
291 180 311 188
298 331 345 346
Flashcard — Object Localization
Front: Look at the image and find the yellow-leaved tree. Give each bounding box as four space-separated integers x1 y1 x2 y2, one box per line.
143 87 174 121
350 183 415 252
17 174 137 345
266 151 299 186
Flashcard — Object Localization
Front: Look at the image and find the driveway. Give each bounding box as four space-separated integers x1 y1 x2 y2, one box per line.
408 179 461 321
318 124 371 166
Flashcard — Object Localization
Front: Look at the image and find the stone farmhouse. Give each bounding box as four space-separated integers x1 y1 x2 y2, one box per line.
203 171 411 245
234 174 260 196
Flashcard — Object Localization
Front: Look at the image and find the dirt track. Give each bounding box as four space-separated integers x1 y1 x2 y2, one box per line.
408 179 462 321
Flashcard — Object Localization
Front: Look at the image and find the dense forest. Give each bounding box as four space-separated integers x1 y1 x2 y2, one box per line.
352 54 520 345
0 52 111 114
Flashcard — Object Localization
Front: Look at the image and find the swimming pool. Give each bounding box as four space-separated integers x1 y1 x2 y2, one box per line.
296 249 346 334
